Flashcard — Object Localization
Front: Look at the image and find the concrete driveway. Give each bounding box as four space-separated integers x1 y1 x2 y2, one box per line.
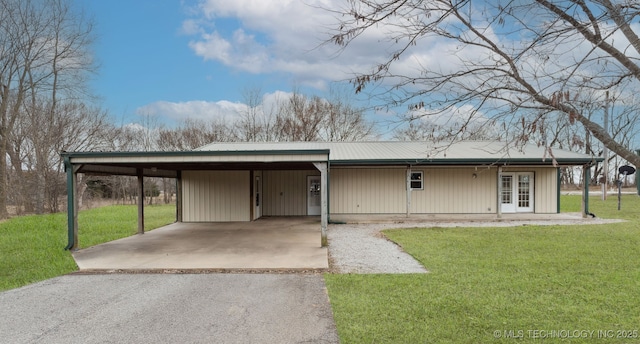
72 217 328 271
0 273 339 344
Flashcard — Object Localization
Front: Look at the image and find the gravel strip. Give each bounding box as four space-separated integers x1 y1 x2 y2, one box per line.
328 217 624 274
328 223 428 274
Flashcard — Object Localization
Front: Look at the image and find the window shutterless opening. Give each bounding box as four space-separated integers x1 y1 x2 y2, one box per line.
410 171 423 190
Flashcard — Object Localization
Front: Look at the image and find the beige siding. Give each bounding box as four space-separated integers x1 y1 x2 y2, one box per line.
330 168 406 214
182 171 250 221
412 167 497 213
503 167 558 213
263 170 319 216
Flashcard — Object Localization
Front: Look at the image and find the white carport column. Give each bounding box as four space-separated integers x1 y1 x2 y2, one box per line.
313 162 328 247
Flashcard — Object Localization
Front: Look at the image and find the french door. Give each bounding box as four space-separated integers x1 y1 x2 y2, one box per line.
501 173 534 213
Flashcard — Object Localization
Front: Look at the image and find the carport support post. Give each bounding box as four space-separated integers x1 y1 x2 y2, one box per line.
176 171 183 222
137 169 144 234
64 157 79 250
497 166 503 218
313 162 328 247
406 167 411 217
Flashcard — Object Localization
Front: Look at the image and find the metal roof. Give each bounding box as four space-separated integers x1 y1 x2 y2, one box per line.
61 140 598 178
196 141 599 165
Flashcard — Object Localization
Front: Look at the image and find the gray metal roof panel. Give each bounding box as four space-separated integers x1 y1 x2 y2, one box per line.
196 141 598 164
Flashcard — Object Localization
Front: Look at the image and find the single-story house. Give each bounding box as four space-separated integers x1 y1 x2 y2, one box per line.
61 140 600 249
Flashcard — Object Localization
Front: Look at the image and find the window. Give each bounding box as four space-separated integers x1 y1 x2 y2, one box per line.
517 174 530 208
501 175 513 204
410 171 423 190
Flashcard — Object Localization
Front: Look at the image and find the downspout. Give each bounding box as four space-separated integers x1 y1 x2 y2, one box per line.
63 155 76 250
582 164 591 218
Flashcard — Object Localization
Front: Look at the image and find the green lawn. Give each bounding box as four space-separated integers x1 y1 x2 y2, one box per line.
325 195 640 343
0 204 175 292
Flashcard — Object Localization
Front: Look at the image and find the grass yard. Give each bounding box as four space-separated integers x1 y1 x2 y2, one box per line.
0 204 175 292
325 195 640 343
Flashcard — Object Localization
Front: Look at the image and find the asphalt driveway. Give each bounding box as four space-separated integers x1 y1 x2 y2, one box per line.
0 273 339 344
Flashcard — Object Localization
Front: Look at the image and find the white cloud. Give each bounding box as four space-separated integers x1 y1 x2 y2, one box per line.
182 0 640 100
410 104 489 127
180 19 202 35
133 91 313 127
180 0 514 94
183 0 378 89
136 100 247 122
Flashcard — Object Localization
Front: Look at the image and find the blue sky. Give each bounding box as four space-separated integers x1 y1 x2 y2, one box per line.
80 0 370 126
83 1 277 122
77 0 525 133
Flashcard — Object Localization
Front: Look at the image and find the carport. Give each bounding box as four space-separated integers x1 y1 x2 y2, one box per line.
61 149 330 267
72 217 328 270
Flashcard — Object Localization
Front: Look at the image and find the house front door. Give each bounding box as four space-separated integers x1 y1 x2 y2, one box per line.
501 173 534 213
307 176 321 216
254 176 261 219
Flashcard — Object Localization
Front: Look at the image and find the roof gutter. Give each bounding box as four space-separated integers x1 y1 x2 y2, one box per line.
330 157 602 166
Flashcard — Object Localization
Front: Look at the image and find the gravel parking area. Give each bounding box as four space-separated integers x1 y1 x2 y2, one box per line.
327 216 623 274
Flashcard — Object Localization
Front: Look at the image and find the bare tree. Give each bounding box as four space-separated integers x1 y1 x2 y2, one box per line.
156 118 236 151
274 92 325 141
0 0 94 217
236 87 278 142
9 100 115 213
393 105 500 141
320 86 377 141
329 0 640 166
271 90 376 142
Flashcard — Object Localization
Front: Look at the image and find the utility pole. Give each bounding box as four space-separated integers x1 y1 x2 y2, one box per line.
602 91 609 200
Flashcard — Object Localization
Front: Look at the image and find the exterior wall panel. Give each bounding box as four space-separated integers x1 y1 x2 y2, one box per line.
412 167 497 213
330 168 405 214
182 171 250 221
263 170 319 216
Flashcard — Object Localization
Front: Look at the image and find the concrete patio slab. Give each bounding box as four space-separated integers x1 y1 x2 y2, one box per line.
72 217 328 271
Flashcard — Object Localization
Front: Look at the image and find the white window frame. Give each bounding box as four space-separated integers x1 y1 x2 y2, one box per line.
410 170 424 190
500 172 534 213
